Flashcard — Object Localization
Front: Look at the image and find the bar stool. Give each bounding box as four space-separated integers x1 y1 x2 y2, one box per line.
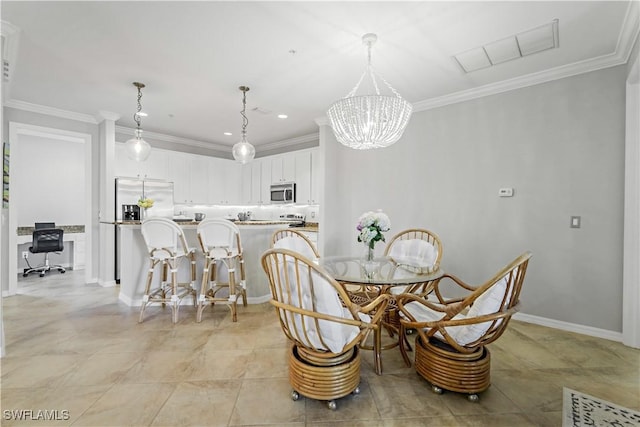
139 217 197 323
196 218 247 322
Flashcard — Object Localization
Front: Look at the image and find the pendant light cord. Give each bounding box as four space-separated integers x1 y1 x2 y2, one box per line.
240 87 249 138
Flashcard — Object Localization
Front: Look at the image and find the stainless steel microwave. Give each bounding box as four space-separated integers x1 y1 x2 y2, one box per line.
270 183 296 204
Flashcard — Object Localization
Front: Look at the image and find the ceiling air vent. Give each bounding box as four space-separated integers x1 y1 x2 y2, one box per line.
454 19 559 73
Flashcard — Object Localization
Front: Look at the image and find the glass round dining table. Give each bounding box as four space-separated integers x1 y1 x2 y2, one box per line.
319 255 444 375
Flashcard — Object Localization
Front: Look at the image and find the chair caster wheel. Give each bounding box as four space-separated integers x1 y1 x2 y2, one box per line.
39 273 45 277
352 386 360 395
291 390 300 401
23 273 28 277
431 385 443 394
468 394 479 402
327 400 337 410
60 270 66 274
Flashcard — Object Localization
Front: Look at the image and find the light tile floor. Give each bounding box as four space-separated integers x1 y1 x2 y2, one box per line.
2 270 639 426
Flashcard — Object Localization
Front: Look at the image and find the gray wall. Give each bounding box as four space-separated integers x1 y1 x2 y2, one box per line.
322 65 626 333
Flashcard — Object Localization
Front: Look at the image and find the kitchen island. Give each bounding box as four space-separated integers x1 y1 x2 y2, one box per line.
116 220 294 306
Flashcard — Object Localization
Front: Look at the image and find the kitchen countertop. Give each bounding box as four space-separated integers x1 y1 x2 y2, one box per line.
17 225 85 236
108 220 308 226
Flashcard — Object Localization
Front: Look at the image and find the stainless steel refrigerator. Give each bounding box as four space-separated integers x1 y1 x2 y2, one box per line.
115 178 174 282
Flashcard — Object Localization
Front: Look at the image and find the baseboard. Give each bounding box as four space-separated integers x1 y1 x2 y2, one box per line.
98 279 117 288
513 312 623 342
246 294 271 304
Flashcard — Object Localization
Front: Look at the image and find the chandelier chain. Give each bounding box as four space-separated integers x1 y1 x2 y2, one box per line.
134 85 143 129
240 88 248 137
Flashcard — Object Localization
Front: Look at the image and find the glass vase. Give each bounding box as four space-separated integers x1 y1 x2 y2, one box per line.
362 245 378 280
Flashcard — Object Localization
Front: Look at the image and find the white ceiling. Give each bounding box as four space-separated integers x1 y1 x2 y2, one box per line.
1 1 637 153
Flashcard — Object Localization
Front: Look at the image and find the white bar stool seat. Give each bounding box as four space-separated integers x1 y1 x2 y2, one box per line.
139 217 197 323
196 218 247 322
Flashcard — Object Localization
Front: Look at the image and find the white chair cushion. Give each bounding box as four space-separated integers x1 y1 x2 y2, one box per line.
274 236 318 261
404 268 516 346
388 239 437 273
278 255 360 354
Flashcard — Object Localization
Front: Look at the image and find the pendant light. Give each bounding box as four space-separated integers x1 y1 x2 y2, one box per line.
232 85 256 164
233 86 256 164
124 82 151 161
326 33 413 149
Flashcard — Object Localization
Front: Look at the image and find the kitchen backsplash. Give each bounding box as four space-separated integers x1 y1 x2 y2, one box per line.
174 204 320 223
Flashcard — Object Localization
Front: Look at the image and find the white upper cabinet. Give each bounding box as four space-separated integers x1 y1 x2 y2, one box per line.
310 149 320 205
250 161 263 204
271 154 296 183
260 159 272 204
208 157 242 204
295 151 312 204
241 164 252 204
292 149 319 205
189 155 209 204
166 152 191 204
114 143 168 180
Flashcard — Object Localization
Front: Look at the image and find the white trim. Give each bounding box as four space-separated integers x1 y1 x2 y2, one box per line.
622 50 640 349
96 110 121 122
115 125 230 152
7 123 93 296
259 133 319 152
513 313 623 343
4 100 98 124
246 293 271 305
98 279 116 288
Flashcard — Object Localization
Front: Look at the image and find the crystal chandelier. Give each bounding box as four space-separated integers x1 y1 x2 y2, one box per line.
232 85 256 164
327 33 413 150
124 82 151 161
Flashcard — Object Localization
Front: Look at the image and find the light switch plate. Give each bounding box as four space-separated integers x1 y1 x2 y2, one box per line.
498 188 514 197
570 216 581 228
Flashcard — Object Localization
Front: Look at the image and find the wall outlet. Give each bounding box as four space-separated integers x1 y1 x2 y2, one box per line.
570 216 581 228
311 211 316 218
22 251 28 259
498 188 514 197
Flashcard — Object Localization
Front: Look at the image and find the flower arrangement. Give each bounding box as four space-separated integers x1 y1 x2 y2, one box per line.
137 197 154 209
356 210 391 251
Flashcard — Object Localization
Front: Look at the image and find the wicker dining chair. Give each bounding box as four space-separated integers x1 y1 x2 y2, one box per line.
271 228 320 260
383 228 443 295
196 218 247 322
395 251 532 401
261 248 389 410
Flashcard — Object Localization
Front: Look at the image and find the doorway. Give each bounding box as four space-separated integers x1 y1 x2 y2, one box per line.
6 123 92 296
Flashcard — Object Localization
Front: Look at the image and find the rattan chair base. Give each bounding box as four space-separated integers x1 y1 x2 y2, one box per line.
415 337 491 395
289 345 360 402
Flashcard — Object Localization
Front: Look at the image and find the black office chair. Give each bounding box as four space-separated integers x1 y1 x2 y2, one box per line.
23 223 66 277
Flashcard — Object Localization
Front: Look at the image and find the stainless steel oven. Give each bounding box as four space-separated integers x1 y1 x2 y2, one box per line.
270 183 296 204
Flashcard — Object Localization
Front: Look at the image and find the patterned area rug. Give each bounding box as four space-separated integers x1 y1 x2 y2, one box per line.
563 387 640 427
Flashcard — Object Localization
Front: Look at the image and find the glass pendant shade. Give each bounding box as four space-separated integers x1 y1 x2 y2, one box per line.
232 86 255 164
327 33 412 150
125 129 151 161
232 135 255 164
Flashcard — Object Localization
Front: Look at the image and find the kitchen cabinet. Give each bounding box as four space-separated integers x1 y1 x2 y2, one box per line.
247 159 272 204
166 152 191 203
261 159 272 204
293 149 319 205
114 143 168 180
271 154 295 183
310 149 320 204
208 157 242 204
241 165 252 204
189 155 209 204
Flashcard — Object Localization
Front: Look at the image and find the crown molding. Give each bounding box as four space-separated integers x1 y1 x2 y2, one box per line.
413 3 640 114
314 117 329 126
115 125 230 152
4 99 98 123
259 133 319 152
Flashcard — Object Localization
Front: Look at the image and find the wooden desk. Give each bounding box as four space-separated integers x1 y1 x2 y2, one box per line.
319 256 443 375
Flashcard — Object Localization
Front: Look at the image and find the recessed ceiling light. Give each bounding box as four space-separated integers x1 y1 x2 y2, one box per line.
224 132 232 136
278 114 288 119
